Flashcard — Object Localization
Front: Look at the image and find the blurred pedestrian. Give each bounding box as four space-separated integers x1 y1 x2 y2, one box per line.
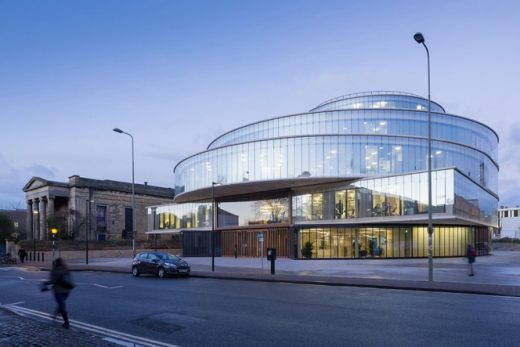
41 258 75 329
18 247 27 263
466 244 476 276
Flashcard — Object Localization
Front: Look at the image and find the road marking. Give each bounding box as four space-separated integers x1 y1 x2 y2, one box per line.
3 304 180 347
92 283 124 289
75 282 124 289
103 336 146 346
1 301 25 306
10 276 124 289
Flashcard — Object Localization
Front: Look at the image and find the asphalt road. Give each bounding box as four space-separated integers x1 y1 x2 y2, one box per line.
1 267 520 347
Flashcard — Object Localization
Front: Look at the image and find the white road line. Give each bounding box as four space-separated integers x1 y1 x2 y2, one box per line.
3 304 180 347
1 301 25 306
11 276 124 289
92 283 124 289
103 336 146 347
74 282 124 289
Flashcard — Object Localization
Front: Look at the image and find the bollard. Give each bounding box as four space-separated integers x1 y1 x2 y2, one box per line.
37 253 40 262
42 253 44 262
267 248 276 275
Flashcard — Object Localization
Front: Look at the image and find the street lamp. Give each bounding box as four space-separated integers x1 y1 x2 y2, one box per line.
113 127 136 257
85 199 94 264
33 209 38 261
211 182 218 272
414 32 434 281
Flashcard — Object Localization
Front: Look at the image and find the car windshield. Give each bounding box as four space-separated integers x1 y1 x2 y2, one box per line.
156 253 181 261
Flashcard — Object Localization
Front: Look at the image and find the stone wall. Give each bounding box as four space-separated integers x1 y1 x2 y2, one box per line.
27 248 183 261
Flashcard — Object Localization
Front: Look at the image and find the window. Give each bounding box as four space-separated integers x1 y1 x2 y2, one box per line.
96 205 107 236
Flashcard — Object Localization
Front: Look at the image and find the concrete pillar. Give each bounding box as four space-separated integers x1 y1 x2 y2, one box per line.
39 198 46 240
26 200 33 241
47 196 55 219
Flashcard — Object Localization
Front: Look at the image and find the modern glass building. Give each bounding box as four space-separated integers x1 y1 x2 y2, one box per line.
147 92 498 259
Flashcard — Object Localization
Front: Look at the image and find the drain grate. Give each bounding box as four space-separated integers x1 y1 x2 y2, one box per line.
131 312 206 333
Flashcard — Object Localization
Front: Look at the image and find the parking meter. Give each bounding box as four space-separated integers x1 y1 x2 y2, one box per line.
267 248 276 275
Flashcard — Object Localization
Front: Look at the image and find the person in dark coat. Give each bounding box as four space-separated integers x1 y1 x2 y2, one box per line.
42 258 75 329
18 247 27 263
466 244 476 276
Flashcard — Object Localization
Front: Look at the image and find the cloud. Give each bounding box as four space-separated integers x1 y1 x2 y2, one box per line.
0 155 58 208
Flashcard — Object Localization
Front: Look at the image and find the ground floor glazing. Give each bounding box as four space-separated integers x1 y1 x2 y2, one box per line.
178 224 491 259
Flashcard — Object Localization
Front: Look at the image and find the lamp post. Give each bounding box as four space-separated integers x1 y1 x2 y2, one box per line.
211 182 217 272
414 32 433 281
113 128 136 257
85 199 93 264
33 209 38 261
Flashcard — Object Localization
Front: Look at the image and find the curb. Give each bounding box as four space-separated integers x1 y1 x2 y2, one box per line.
27 264 520 298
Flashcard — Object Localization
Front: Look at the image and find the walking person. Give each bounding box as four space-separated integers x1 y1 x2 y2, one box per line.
41 258 75 329
18 247 27 263
466 244 476 276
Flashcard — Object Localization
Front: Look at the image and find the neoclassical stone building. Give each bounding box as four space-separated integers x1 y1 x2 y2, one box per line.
24 175 174 241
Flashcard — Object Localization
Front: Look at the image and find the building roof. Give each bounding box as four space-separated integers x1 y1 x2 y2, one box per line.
173 176 363 203
23 175 175 199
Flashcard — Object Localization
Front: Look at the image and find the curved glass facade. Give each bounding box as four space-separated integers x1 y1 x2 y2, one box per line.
309 91 446 113
176 135 498 197
207 111 498 160
182 92 498 201
153 92 498 259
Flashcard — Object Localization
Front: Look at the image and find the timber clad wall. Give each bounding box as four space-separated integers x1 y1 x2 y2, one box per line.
220 227 291 258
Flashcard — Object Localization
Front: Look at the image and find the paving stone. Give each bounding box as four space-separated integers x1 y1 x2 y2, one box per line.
0 308 117 347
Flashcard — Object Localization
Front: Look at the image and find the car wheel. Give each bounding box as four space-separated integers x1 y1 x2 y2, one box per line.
157 267 166 278
132 266 140 277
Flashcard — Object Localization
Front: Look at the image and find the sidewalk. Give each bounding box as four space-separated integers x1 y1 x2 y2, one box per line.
21 250 520 297
0 308 117 347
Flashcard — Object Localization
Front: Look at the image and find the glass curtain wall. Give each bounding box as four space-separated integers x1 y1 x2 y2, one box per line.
298 225 479 259
176 135 498 197
293 169 497 226
149 203 212 231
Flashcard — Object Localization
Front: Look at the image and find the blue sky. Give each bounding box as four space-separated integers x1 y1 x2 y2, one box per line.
1 0 519 208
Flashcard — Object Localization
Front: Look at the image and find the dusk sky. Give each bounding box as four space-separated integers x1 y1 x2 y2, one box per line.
1 0 518 209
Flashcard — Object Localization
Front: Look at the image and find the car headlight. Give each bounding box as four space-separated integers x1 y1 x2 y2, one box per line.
164 263 177 269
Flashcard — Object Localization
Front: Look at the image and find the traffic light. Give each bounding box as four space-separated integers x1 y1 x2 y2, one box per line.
51 228 59 238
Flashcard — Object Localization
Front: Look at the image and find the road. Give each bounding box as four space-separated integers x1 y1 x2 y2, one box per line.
1 267 520 346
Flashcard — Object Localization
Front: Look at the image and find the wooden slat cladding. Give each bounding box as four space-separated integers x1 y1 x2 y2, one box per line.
220 227 291 258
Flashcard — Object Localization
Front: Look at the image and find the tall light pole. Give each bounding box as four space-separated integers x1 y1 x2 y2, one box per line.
414 32 433 281
113 128 136 257
33 209 38 261
211 182 217 272
85 199 94 264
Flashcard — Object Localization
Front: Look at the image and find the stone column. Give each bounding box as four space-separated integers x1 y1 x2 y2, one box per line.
39 198 47 240
47 196 55 220
26 200 33 240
